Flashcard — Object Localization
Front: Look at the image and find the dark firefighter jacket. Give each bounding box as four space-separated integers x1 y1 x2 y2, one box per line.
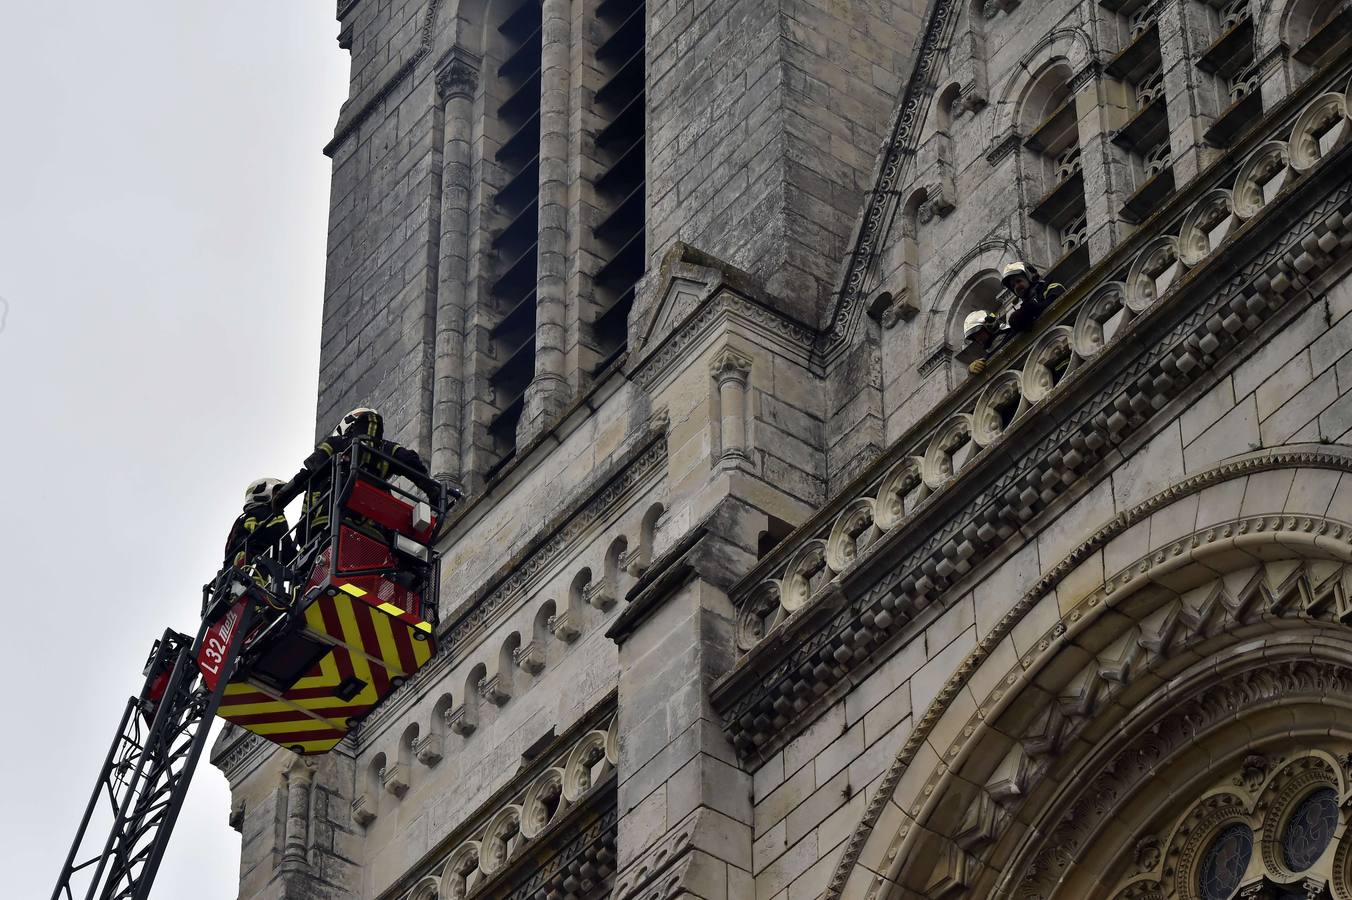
286 432 432 535
223 501 296 569
1006 279 1066 334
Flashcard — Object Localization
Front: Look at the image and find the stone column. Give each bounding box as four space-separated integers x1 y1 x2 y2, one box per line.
431 52 479 491
281 757 315 870
1157 0 1223 185
519 0 573 445
1074 64 1134 260
712 348 753 467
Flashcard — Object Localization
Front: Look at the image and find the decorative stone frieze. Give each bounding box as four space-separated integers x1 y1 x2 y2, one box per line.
826 476 1352 898
385 710 619 900
714 64 1352 761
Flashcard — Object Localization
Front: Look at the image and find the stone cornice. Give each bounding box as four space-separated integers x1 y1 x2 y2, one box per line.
211 723 354 787
713 113 1352 763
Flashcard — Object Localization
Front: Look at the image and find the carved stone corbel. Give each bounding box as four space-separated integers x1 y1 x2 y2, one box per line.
550 610 581 643
228 799 245 833
351 793 376 827
416 733 444 767
480 673 511 707
585 577 617 610
382 761 409 798
514 640 546 674
619 544 649 578
448 703 477 736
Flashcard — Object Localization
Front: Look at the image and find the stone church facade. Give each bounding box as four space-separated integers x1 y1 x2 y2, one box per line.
210 0 1352 897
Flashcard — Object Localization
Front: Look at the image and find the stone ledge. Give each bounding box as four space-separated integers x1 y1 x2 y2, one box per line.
713 115 1352 762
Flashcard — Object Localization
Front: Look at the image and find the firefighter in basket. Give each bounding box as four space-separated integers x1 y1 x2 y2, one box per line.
283 408 437 568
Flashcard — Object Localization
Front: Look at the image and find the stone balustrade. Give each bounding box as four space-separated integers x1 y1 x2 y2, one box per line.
717 58 1352 759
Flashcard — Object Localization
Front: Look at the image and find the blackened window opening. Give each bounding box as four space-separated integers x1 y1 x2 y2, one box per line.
1107 9 1174 223
591 0 646 375
488 0 544 467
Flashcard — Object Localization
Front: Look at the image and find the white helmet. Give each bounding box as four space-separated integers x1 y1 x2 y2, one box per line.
334 407 383 439
244 477 283 505
1000 261 1034 289
963 310 996 341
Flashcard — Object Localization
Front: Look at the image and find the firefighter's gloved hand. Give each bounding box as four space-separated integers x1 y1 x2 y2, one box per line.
969 358 988 375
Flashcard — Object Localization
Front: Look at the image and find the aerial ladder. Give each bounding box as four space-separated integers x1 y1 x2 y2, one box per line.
53 440 453 900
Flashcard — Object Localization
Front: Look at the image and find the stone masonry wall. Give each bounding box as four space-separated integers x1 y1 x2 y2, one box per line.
319 0 442 450
646 0 924 328
864 0 1335 452
748 269 1352 899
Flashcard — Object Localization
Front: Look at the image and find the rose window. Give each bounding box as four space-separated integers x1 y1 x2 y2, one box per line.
1281 787 1339 872
1198 822 1253 900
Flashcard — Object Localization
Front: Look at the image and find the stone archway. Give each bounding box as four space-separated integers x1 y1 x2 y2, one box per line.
826 450 1352 899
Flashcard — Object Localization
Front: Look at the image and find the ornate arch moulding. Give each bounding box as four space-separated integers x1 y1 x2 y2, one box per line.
822 466 1352 900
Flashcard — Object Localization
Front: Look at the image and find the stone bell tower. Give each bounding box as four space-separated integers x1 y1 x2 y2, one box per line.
211 0 928 896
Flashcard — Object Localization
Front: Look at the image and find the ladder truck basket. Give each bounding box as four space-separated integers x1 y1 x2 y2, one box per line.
206 439 451 755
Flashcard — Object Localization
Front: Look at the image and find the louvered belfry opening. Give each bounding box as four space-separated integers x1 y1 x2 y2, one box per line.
590 0 645 374
487 0 544 465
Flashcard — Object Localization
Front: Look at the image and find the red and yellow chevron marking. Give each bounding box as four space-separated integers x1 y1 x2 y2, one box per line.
216 641 401 754
303 583 435 680
216 676 349 755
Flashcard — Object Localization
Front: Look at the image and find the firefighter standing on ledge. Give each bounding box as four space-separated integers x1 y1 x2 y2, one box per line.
965 261 1066 374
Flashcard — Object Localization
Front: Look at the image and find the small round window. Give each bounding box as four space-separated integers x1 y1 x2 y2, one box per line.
1198 822 1253 900
1281 786 1339 871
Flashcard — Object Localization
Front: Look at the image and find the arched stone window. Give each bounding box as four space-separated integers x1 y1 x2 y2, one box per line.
1194 0 1264 149
1019 62 1091 283
946 269 1005 350
1286 0 1351 69
445 0 649 482
1103 0 1178 214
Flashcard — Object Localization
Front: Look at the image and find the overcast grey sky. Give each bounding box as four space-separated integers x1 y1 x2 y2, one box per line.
0 3 348 895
